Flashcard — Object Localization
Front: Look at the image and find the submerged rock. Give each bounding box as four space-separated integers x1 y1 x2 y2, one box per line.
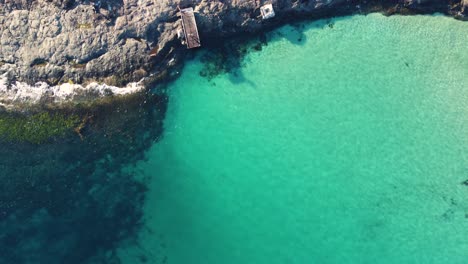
0 0 466 110
0 92 167 263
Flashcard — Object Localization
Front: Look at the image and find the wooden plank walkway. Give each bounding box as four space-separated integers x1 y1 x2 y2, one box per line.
180 7 201 49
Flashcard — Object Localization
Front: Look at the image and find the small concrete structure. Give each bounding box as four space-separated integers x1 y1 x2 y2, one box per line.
260 4 275 20
463 0 468 14
179 7 201 49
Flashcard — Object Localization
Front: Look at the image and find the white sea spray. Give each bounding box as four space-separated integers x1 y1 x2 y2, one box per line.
0 73 145 109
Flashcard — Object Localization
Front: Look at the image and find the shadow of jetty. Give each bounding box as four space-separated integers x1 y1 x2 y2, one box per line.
0 92 167 264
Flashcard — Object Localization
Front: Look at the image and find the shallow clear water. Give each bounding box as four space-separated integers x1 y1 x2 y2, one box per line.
120 14 468 263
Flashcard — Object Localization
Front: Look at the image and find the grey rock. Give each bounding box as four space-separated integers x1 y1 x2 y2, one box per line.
0 0 466 109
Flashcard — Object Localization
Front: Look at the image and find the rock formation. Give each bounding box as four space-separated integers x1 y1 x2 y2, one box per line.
0 0 466 110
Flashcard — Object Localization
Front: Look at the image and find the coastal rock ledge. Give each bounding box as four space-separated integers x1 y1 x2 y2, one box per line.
1 0 467 111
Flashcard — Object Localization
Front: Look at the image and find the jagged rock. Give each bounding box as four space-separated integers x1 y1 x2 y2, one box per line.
0 0 466 110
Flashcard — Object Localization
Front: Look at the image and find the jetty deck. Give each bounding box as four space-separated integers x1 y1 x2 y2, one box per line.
180 7 201 49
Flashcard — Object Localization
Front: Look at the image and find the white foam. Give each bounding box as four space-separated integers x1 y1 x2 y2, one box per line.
0 73 145 109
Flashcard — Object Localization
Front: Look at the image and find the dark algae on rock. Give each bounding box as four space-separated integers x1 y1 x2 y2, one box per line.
0 92 167 264
0 112 80 144
199 33 269 81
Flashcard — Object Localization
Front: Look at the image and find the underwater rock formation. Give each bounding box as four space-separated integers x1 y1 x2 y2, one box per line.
0 0 466 110
0 93 167 263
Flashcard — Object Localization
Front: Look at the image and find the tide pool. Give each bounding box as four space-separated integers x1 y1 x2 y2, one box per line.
120 14 468 264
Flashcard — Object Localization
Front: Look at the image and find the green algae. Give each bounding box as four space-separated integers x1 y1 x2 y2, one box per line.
0 112 80 143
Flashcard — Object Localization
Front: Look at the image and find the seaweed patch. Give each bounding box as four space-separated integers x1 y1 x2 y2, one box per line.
0 112 80 144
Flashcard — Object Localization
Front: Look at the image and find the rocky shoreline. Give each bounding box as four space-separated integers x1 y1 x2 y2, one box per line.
0 0 467 111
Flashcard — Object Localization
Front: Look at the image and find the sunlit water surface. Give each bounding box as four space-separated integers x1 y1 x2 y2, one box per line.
120 14 468 264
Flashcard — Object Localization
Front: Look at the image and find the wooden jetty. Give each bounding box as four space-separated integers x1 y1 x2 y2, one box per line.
180 7 201 49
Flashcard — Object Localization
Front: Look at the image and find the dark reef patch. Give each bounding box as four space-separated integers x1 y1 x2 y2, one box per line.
0 92 167 264
285 22 308 45
198 34 269 82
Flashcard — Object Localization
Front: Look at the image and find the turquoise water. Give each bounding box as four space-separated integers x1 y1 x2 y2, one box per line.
120 14 468 263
